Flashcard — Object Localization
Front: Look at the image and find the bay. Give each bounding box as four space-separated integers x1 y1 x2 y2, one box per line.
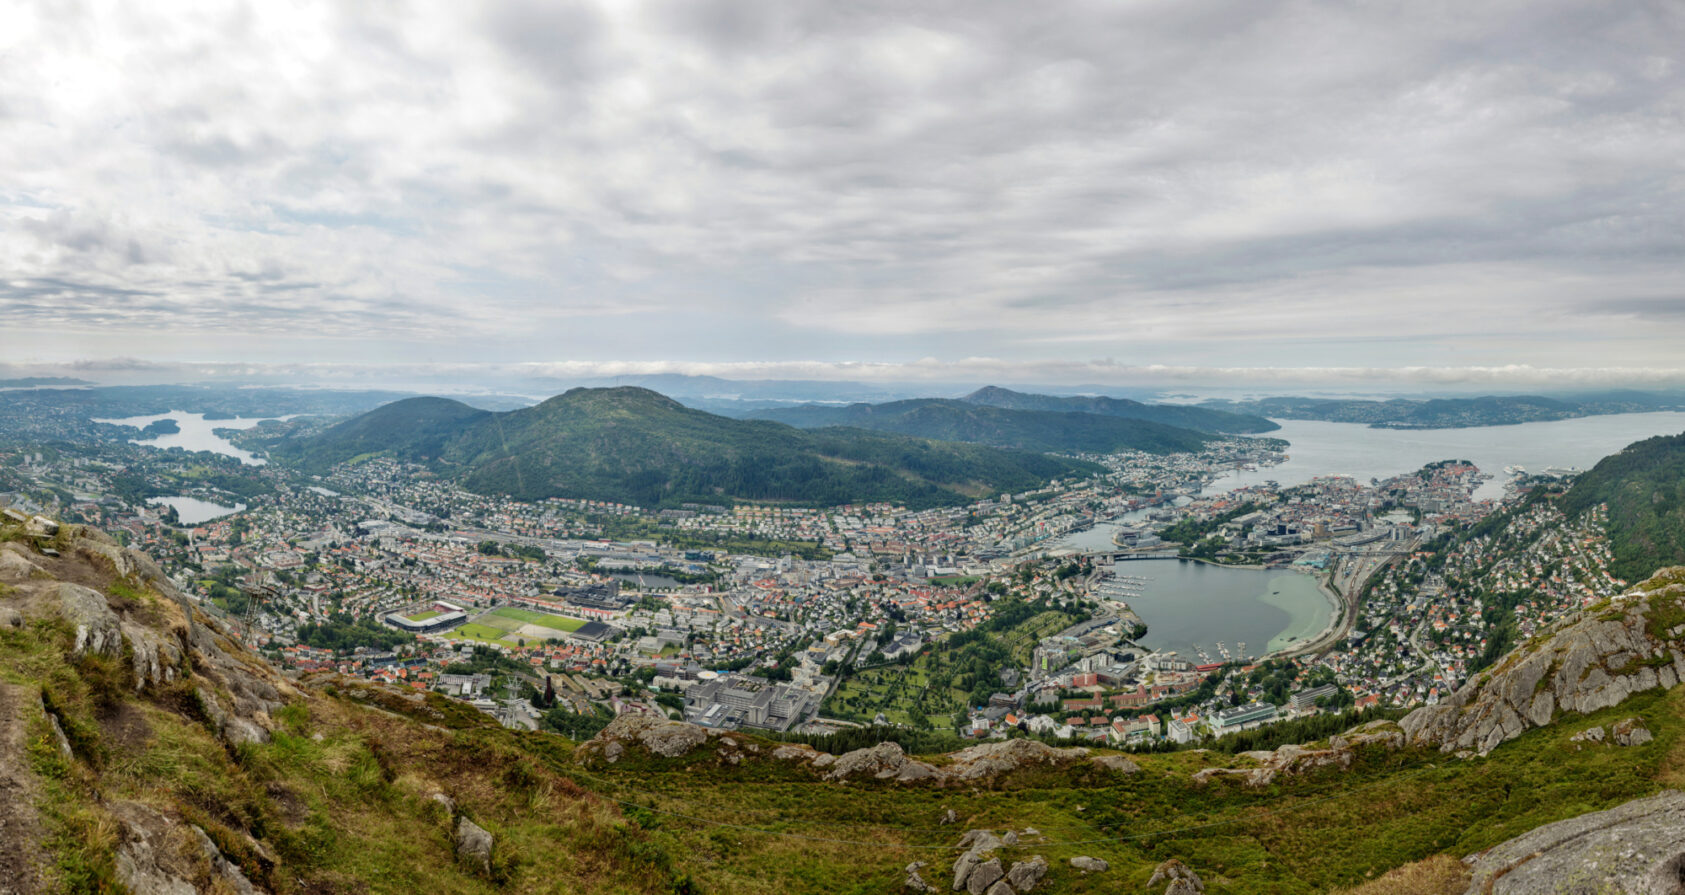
93 410 293 466
1114 559 1335 661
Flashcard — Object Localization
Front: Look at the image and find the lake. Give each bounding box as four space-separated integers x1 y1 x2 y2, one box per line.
93 411 292 466
1209 412 1685 500
147 496 246 525
1114 558 1335 661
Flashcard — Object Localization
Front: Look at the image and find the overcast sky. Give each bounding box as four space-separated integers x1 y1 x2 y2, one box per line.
3 0 1683 390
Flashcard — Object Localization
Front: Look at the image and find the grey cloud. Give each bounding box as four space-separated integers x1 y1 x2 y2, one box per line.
0 0 1682 372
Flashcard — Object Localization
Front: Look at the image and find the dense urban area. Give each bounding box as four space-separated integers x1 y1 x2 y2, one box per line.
0 400 1624 753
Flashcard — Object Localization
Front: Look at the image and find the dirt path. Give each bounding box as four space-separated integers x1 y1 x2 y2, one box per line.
0 683 45 895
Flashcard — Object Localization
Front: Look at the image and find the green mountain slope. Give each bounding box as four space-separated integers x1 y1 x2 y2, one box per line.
962 386 1281 433
280 387 1098 508
303 396 492 462
1560 431 1685 582
9 522 1685 894
749 398 1216 453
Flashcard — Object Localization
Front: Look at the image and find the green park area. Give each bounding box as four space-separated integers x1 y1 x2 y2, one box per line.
486 606 586 632
824 601 1079 729
444 607 588 647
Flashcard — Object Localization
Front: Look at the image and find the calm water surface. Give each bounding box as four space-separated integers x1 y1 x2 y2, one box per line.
93 411 291 466
1210 412 1685 500
1057 412 1685 656
147 496 246 525
1115 559 1333 661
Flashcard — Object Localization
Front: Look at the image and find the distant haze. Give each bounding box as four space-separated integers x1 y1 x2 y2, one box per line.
3 1 1683 383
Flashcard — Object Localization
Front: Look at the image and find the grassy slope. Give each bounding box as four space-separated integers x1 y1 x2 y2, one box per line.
588 685 1683 894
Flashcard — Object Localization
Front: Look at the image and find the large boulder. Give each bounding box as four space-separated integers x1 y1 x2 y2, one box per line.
1069 856 1109 872
825 741 941 782
1005 855 1047 891
585 714 709 760
1463 790 1685 893
454 816 494 875
964 858 1003 895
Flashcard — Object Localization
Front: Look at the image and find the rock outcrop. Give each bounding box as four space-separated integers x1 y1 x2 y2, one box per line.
1403 567 1685 755
904 860 938 892
939 739 1088 780
1149 859 1204 894
1191 725 1402 787
1069 856 1109 872
581 714 710 761
55 582 124 659
1462 790 1685 893
454 816 494 875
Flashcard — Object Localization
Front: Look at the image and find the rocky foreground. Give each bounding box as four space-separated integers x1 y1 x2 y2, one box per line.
9 519 1685 893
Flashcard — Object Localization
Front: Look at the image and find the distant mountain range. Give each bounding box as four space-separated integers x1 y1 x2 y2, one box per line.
749 398 1221 454
275 387 1100 508
1199 391 1685 429
959 386 1279 433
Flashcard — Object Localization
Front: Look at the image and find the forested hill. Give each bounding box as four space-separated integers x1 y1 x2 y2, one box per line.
279 387 1100 508
1560 430 1685 582
961 386 1280 433
748 397 1216 454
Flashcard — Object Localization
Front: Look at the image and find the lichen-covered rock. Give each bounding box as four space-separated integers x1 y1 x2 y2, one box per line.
1569 725 1607 745
904 861 937 892
455 816 494 875
1069 856 1108 872
191 824 263 895
1092 754 1140 774
1006 855 1047 891
1463 790 1685 893
55 583 123 659
965 858 1003 895
942 739 1088 780
825 741 941 782
0 546 43 584
1613 717 1654 747
1149 858 1204 894
110 802 197 895
586 714 709 759
1403 569 1685 755
121 618 186 691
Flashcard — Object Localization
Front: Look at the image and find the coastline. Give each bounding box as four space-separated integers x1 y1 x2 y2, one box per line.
1275 575 1349 658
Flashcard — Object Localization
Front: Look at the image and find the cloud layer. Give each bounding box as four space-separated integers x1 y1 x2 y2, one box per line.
3 0 1683 378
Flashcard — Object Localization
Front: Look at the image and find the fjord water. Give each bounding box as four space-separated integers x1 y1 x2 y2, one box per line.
93 411 284 466
1209 412 1685 500
1067 411 1685 658
1116 559 1334 661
